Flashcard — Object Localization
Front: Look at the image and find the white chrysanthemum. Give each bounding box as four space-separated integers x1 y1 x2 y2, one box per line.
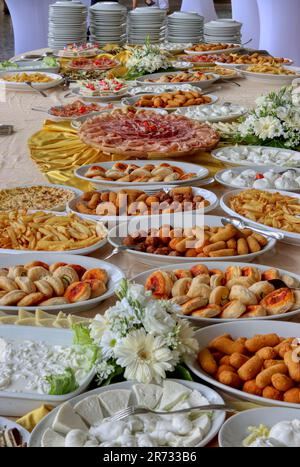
177 320 199 356
252 116 283 140
142 301 177 335
100 330 118 359
115 329 174 384
89 314 108 344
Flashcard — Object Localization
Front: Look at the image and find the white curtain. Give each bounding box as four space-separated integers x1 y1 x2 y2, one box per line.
181 0 217 22
231 0 260 49
6 0 56 55
257 0 300 65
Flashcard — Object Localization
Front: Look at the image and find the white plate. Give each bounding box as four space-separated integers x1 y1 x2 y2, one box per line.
67 186 219 223
0 211 107 256
136 72 220 89
211 145 300 168
75 160 210 189
29 379 225 447
0 71 64 91
71 86 130 102
0 416 30 445
219 407 300 447
122 93 219 112
215 167 300 192
0 325 95 416
175 103 248 123
185 320 300 408
237 65 300 84
107 215 276 266
220 188 300 245
0 253 124 312
184 45 242 55
133 261 300 324
2 60 60 74
0 184 82 212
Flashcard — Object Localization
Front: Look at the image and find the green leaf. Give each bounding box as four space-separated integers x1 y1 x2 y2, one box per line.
72 323 93 346
46 367 79 395
72 323 101 370
42 56 58 67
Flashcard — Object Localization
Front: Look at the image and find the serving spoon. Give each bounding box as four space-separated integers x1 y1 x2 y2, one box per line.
221 217 284 240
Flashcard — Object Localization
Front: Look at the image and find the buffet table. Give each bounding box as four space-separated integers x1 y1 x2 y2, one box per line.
1 49 299 308
1 48 300 448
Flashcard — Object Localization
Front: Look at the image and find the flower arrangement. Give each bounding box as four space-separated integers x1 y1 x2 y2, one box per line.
213 83 300 150
125 40 171 79
88 279 199 385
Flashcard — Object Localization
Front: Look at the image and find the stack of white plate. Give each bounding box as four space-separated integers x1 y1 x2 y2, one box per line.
48 0 88 49
167 12 204 44
127 7 167 45
204 19 242 44
89 2 127 45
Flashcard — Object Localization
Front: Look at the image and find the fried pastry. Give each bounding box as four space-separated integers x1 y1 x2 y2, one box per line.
192 304 221 318
229 285 258 306
145 271 173 299
64 282 92 303
220 300 246 319
260 288 295 315
17 292 45 306
0 290 27 305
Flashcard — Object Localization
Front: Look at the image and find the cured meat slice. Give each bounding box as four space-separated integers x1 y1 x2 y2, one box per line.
79 108 219 158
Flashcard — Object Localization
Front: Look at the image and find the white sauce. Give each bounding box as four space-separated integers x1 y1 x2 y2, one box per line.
246 419 300 447
0 337 89 394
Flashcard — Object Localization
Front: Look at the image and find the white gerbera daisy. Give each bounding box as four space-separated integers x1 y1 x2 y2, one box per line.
101 330 118 359
115 329 174 384
252 116 283 140
177 320 199 356
89 314 108 344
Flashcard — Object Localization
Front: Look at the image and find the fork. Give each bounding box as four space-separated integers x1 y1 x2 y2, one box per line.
25 82 48 97
107 404 236 423
221 217 285 240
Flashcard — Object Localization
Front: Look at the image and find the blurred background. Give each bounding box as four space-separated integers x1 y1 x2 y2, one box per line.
0 0 231 60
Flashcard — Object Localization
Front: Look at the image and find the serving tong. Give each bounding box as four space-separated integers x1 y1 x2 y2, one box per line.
107 404 236 423
221 217 284 241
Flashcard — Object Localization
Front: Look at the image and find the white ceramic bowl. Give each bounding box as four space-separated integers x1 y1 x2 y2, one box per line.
107 215 276 267
237 65 300 85
184 45 241 55
122 93 219 112
67 186 219 223
219 407 300 447
132 261 300 325
0 416 30 444
0 211 107 256
215 167 300 192
29 379 226 447
185 320 300 408
211 145 300 169
220 188 300 245
0 252 124 312
75 160 210 190
136 71 220 89
0 71 64 90
0 325 96 416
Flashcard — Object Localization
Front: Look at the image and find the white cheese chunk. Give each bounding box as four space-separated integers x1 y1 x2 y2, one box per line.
41 428 65 447
52 402 87 434
98 389 131 416
74 395 103 427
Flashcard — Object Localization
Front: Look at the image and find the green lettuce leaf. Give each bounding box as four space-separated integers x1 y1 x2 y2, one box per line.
72 324 101 371
46 367 79 395
73 323 94 346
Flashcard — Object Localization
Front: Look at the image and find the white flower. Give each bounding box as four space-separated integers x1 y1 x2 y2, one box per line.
142 301 177 335
89 314 108 344
100 330 118 359
252 116 284 140
115 329 174 384
177 320 199 356
95 360 115 383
